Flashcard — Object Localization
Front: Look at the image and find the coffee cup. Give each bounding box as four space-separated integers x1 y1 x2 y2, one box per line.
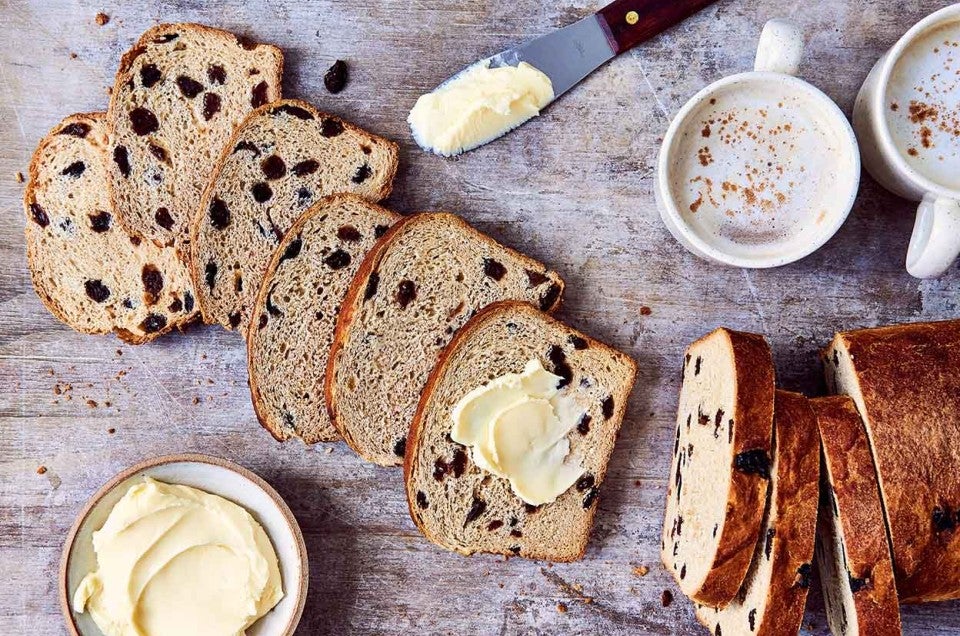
854 4 960 279
656 19 861 268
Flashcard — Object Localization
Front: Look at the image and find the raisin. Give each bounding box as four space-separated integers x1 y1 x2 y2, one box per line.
416 491 429 509
292 159 319 176
933 505 956 532
129 107 159 135
569 335 588 350
374 224 389 238
352 164 372 183
681 564 687 580
176 75 203 98
525 503 541 514
272 104 314 120
207 64 226 84
849 574 868 593
203 93 221 120
715 625 721 636
151 207 173 230
324 249 351 270
296 187 313 205
28 203 49 227
433 458 450 481
88 211 111 233
748 609 756 631
796 563 812 588
234 274 243 293
764 528 775 559
251 182 272 203
661 590 673 607
234 140 260 156
209 196 230 229
258 314 268 329
396 280 416 308
280 237 303 263
482 258 507 281
147 143 168 162
153 33 178 43
539 282 561 310
228 312 241 328
320 118 344 138
130 236 141 246
140 63 162 88
140 313 167 333
204 261 218 289
576 474 595 491
577 414 591 435
510 529 522 538
547 345 572 388
712 523 718 538
324 59 348 93
393 437 406 457
183 292 194 312
525 269 549 287
695 356 703 376
364 272 380 301
84 280 110 303
235 34 258 50
487 520 503 531
464 498 486 526
602 395 614 419
142 264 164 300
734 449 771 479
59 122 90 137
168 298 182 313
266 289 281 317
122 298 133 309
251 81 269 107
337 225 361 242
261 155 287 179
61 161 85 177
451 449 468 477
583 487 599 508
113 146 131 177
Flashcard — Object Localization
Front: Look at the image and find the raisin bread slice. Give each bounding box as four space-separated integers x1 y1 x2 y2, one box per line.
107 23 283 249
404 301 637 561
24 113 198 343
190 99 399 331
247 194 400 444
661 328 775 607
694 391 820 636
824 320 960 602
811 396 901 636
326 212 565 467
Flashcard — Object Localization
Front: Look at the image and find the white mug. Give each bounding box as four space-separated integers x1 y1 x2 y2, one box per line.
854 4 960 279
656 20 861 268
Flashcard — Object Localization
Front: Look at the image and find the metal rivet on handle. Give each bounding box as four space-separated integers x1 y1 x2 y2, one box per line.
625 10 639 25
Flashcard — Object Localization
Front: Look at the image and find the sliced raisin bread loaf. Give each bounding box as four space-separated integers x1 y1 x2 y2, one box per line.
326 212 565 467
404 301 637 561
190 99 399 331
825 320 960 602
24 113 198 343
811 396 901 636
107 23 283 249
661 328 775 607
247 194 400 444
694 391 819 636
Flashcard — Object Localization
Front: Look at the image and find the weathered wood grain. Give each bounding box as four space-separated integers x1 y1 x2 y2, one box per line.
1 0 958 634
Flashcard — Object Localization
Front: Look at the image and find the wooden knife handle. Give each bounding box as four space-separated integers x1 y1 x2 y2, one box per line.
597 0 717 54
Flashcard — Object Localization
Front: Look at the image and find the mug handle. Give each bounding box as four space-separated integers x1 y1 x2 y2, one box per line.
906 194 960 279
753 19 804 76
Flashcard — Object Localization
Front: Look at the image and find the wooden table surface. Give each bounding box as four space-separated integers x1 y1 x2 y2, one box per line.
2 1 958 634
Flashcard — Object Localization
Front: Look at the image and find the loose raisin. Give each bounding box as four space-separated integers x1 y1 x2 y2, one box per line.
154 207 174 230
88 211 111 232
291 159 319 176
734 449 771 479
323 249 351 270
61 161 85 177
209 197 230 229
113 146 131 177
324 59 348 93
251 182 272 203
337 225 361 242
140 313 167 333
320 118 344 138
129 107 159 135
352 164 372 183
204 261 218 288
464 498 486 526
59 122 90 137
280 237 303 263
416 491 429 509
176 75 203 98
84 280 110 303
539 282 561 310
602 395 614 419
547 345 572 388
207 64 226 84
203 93 221 120
272 104 314 120
251 81 269 107
140 63 162 88
364 272 379 301
661 590 673 607
396 280 416 308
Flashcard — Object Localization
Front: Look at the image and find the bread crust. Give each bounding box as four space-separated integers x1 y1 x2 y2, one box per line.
825 319 960 602
245 193 401 444
23 113 198 344
402 300 637 561
811 395 902 636
188 98 399 327
324 212 565 465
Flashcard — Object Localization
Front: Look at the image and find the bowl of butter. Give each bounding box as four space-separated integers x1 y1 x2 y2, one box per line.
59 454 307 636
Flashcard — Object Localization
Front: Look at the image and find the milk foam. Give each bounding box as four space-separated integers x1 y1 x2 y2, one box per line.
886 19 960 191
669 80 856 256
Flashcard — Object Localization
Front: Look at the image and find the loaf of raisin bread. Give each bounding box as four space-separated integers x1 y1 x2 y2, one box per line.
694 391 819 636
24 113 198 343
825 320 960 602
107 23 283 249
326 212 565 467
404 301 637 561
247 194 400 444
661 328 775 606
811 396 901 636
190 99 398 331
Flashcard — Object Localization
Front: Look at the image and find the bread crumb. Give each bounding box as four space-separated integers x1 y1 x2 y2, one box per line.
325 446 333 454
192 396 200 405
640 306 652 316
105 86 112 96
94 12 109 26
104 401 112 407
556 602 568 613
107 427 116 434
661 590 673 607
15 172 24 183
582 597 594 604
633 565 649 577
86 399 98 408
37 465 47 475
116 349 123 356
70 52 78 59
